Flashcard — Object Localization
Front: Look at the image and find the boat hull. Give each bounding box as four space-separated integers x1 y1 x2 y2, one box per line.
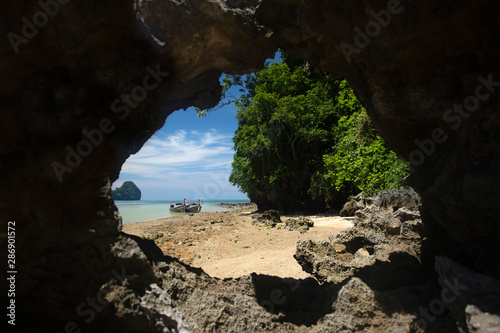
169 204 201 213
185 205 202 213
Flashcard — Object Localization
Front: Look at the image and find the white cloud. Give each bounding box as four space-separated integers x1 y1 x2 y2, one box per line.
120 129 235 180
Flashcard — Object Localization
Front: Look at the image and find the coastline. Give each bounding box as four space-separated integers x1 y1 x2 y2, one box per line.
116 199 252 224
122 206 354 279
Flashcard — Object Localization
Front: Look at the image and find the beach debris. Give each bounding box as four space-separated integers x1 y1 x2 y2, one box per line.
210 218 224 224
146 232 164 241
265 220 277 228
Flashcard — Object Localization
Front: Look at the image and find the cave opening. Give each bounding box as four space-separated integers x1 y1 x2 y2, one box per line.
109 52 342 281
7 0 500 331
106 53 434 329
104 50 378 328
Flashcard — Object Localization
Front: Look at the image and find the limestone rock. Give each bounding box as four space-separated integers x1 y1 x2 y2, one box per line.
138 284 193 333
364 188 422 211
311 278 421 333
339 195 363 217
112 181 142 200
434 256 500 332
285 217 314 233
252 209 282 227
340 188 421 217
466 305 500 333
295 205 427 290
3 0 500 330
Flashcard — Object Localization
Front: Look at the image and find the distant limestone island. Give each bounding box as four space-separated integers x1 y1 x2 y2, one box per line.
112 181 141 200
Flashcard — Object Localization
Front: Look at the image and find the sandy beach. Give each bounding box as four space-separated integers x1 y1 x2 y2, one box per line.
122 204 354 279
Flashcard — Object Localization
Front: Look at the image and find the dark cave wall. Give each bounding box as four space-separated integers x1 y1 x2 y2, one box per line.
1 0 500 328
0 0 226 325
254 0 500 272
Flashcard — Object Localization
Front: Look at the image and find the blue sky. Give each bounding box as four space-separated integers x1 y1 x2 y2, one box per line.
113 52 281 200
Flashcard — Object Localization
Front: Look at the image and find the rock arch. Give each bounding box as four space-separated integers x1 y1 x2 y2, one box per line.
2 0 499 330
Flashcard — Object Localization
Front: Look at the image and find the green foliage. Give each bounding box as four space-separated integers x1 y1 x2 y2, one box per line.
312 110 409 197
229 60 355 211
209 51 408 211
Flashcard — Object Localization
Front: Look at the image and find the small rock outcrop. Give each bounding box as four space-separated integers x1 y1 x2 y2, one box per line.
298 188 426 290
295 203 427 290
252 209 282 228
340 187 421 217
252 211 315 233
339 198 362 217
112 181 142 200
285 217 314 233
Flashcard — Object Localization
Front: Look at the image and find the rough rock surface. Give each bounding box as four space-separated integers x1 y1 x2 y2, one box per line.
310 277 438 333
466 305 500 333
435 256 500 332
2 0 500 331
284 217 314 233
295 204 427 290
339 198 362 217
56 234 400 332
69 233 448 333
340 188 422 217
86 233 467 333
252 209 282 228
252 211 315 233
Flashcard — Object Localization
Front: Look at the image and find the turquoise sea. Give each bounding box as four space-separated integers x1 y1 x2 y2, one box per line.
115 199 251 224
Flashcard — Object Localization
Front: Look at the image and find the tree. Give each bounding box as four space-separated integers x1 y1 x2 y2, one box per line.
202 52 409 212
310 110 409 201
229 61 353 212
